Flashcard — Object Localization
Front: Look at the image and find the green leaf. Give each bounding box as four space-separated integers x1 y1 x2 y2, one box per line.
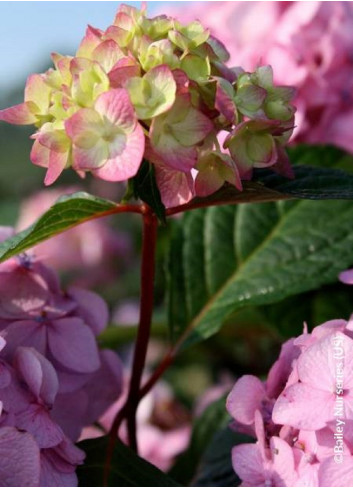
259 282 353 338
168 199 353 349
0 192 116 263
133 159 166 223
187 164 353 211
77 436 180 487
194 427 251 487
169 395 230 485
255 164 353 199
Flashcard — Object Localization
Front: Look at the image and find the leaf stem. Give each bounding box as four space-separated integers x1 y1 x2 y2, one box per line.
139 347 175 399
104 205 158 483
125 206 158 451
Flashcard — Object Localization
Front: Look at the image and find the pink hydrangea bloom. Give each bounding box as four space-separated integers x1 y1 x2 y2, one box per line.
167 1 353 154
0 227 123 486
16 187 131 286
227 316 353 486
0 4 296 207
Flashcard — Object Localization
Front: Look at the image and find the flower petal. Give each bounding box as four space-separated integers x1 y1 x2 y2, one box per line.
272 382 333 430
94 88 136 132
16 404 64 448
0 427 40 486
48 318 100 373
0 102 38 125
67 286 108 335
15 347 58 406
226 375 266 425
92 123 145 181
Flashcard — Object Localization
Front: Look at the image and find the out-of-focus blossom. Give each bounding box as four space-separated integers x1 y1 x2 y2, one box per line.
339 268 353 285
167 1 353 153
16 187 131 286
0 4 296 207
0 227 123 486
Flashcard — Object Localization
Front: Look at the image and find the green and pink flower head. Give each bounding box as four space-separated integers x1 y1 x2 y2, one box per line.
0 4 296 207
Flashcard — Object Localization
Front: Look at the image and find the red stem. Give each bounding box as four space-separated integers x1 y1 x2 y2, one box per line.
104 206 158 484
125 207 158 451
139 348 175 399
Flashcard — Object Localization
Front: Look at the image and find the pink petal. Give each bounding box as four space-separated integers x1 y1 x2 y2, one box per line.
82 349 123 425
0 427 40 486
65 108 102 148
92 39 124 73
154 163 194 208
50 437 85 468
55 368 91 394
215 81 236 122
25 74 52 113
108 57 141 88
15 347 58 406
40 454 78 487
152 133 198 172
51 391 89 441
227 375 266 425
270 437 296 486
1 321 46 359
16 404 64 448
232 443 266 485
272 382 333 430
171 105 213 147
297 332 352 391
339 268 353 285
72 139 109 171
318 455 353 486
76 25 103 57
0 102 38 125
0 226 14 243
92 123 145 181
0 266 50 319
195 168 225 197
44 149 69 186
266 338 301 398
94 88 136 132
48 318 100 373
30 139 50 169
67 286 108 335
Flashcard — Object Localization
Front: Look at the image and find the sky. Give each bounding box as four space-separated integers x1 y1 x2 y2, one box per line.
0 1 185 94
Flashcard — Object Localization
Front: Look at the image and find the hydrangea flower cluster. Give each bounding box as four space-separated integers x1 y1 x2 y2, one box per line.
168 1 353 154
227 318 353 486
0 227 123 486
0 4 296 208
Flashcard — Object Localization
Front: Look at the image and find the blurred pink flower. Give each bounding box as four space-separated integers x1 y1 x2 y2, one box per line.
16 187 131 286
166 1 353 153
0 228 123 485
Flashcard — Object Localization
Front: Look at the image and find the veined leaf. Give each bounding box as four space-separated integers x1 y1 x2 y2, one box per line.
185 164 353 211
0 192 116 263
168 199 353 349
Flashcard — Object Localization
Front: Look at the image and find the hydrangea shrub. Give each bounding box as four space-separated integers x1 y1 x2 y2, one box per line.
0 2 353 487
